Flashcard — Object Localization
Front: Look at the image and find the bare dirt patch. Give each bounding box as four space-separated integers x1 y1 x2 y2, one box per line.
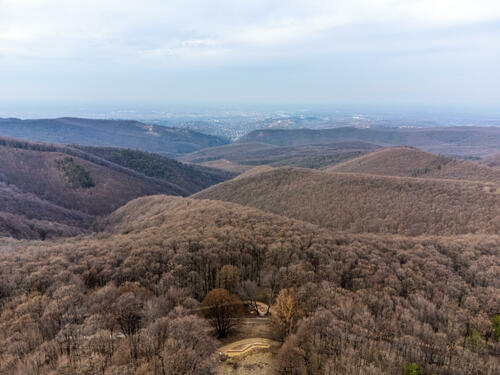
216 302 281 375
216 351 278 375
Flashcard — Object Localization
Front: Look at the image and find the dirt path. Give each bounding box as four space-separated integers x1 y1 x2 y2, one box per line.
216 301 280 374
217 337 280 375
219 338 281 358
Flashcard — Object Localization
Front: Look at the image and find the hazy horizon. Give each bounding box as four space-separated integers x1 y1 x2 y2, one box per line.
1 1 499 110
1 101 500 121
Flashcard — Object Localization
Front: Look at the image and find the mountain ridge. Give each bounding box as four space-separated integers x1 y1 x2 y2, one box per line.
236 126 500 156
0 117 229 156
327 146 500 183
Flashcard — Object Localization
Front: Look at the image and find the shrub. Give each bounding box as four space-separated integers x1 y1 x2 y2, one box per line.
403 363 422 375
492 315 500 342
468 329 485 352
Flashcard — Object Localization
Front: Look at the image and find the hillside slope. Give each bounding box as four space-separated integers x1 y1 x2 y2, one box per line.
0 137 233 239
328 147 500 183
480 152 500 169
194 167 500 236
179 141 380 169
0 144 179 216
236 126 500 156
0 182 91 239
197 159 254 174
73 146 234 193
0 195 498 374
0 117 229 156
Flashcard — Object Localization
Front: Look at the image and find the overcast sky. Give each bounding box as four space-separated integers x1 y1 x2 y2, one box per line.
1 0 499 110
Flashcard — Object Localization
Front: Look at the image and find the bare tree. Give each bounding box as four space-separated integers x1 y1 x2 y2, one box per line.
216 265 240 293
277 335 307 375
238 280 258 312
113 293 143 359
202 288 243 337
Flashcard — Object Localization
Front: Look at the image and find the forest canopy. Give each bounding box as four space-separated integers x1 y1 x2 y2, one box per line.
0 196 498 374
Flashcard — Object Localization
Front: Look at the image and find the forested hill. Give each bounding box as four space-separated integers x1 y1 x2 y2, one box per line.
194 166 500 236
0 117 229 157
328 146 500 183
0 195 498 374
236 126 500 157
179 141 380 170
0 136 234 239
72 146 234 193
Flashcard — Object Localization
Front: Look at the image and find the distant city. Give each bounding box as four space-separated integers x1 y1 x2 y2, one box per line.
2 103 500 141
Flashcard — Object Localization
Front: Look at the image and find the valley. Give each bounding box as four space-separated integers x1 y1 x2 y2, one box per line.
0 135 234 239
179 141 380 170
0 119 499 375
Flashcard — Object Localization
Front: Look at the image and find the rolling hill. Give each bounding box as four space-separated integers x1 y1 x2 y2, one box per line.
179 141 380 170
0 117 229 157
480 152 500 169
196 159 254 174
0 136 234 239
0 182 91 239
1 123 499 374
194 166 500 236
72 145 234 193
0 195 498 374
236 126 500 157
328 146 500 183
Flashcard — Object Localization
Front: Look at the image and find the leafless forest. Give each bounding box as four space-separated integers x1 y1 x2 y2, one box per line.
0 128 500 375
0 195 499 374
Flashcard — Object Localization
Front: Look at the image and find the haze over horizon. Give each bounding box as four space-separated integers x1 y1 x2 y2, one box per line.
1 0 499 113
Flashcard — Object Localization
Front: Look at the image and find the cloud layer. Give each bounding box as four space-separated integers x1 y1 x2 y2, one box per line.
1 0 499 106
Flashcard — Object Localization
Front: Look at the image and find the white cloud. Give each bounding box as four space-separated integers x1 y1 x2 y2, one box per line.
0 0 499 104
235 14 351 45
1 0 499 62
